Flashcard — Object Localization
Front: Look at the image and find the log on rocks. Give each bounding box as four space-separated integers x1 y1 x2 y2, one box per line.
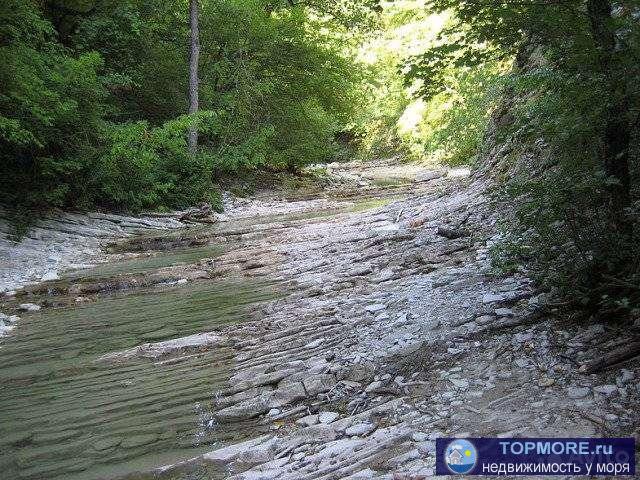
584 340 640 373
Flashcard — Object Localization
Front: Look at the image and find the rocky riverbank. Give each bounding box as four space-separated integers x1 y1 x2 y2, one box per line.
2 159 639 479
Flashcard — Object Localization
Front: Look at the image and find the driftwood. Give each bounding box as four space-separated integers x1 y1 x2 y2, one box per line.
584 340 640 373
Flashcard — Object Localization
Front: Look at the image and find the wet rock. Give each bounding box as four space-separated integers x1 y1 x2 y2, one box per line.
98 332 228 362
18 303 40 312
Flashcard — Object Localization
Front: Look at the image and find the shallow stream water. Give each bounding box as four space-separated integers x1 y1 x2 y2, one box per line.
1 195 403 480
0 276 276 480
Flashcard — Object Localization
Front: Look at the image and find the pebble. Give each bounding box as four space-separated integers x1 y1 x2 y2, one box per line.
538 377 555 388
267 408 281 417
495 307 514 317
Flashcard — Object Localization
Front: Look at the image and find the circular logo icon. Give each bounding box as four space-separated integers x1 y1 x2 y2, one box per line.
445 439 478 474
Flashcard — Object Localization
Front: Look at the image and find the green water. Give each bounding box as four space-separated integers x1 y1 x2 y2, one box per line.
65 245 225 280
0 280 276 480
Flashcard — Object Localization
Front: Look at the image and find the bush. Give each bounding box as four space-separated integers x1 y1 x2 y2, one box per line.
98 117 219 212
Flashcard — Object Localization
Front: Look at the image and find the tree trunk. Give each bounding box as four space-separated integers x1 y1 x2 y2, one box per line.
586 0 631 229
188 0 200 154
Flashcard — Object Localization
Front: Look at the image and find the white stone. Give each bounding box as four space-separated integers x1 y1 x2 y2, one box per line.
40 271 59 282
345 422 376 437
364 304 386 313
18 303 41 312
318 411 339 424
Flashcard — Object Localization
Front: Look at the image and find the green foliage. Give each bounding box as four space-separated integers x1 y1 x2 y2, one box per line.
0 0 106 209
1 0 367 215
351 2 502 165
416 0 640 317
99 116 217 211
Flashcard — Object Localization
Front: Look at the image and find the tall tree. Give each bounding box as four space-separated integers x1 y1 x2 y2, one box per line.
188 0 200 153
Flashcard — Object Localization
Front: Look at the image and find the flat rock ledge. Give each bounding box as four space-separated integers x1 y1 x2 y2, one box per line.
97 332 229 363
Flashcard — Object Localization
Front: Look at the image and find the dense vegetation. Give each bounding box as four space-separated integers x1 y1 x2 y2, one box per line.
411 0 640 318
3 0 639 318
1 0 365 212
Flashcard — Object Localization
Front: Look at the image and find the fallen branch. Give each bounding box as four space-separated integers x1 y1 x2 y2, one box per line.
584 340 640 373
